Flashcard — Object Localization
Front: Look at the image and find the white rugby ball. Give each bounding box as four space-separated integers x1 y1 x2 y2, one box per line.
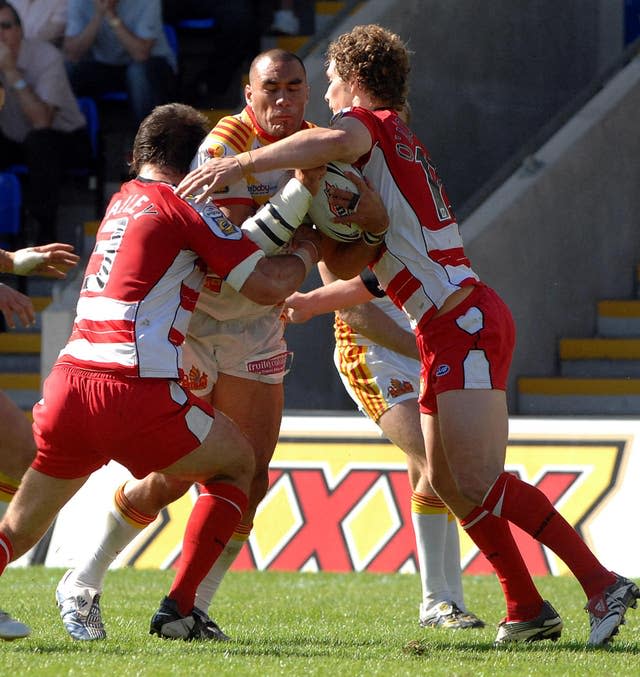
307 161 363 242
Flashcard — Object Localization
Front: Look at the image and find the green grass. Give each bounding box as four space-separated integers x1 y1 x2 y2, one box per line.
1 568 639 676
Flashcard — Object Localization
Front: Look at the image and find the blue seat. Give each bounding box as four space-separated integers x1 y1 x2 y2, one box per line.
76 96 100 160
177 18 215 30
164 23 178 56
0 172 22 249
7 97 103 218
8 97 99 173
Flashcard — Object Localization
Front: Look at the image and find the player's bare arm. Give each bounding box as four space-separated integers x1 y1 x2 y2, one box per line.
239 237 321 305
339 303 419 360
175 119 371 204
0 244 79 278
284 272 373 323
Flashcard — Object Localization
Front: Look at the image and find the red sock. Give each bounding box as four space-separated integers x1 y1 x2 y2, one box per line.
483 472 616 599
461 507 543 621
0 532 13 575
169 482 248 616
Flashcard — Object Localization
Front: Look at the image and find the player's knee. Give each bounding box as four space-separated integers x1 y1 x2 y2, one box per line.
248 466 270 508
455 473 491 506
223 433 256 491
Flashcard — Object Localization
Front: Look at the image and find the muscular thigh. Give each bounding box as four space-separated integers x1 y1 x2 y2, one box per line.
0 390 35 479
436 388 508 503
212 373 283 470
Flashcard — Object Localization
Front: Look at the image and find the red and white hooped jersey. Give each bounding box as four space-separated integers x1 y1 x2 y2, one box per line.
191 106 315 321
57 178 264 378
341 107 479 331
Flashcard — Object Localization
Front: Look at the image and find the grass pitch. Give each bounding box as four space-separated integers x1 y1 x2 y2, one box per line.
1 567 639 676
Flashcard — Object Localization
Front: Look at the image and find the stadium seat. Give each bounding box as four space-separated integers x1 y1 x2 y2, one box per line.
6 97 103 218
177 18 215 30
76 96 100 159
0 171 22 249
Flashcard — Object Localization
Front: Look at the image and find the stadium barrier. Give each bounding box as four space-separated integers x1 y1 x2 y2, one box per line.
14 415 640 578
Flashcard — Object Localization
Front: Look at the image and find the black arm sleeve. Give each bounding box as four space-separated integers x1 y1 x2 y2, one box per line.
359 268 386 298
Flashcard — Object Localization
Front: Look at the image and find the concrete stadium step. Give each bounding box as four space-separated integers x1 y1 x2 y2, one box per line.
518 377 640 415
0 372 41 410
0 332 41 353
1 388 40 410
560 337 640 377
597 300 640 336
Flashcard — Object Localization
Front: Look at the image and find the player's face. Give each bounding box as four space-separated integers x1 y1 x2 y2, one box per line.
324 60 353 115
246 57 309 139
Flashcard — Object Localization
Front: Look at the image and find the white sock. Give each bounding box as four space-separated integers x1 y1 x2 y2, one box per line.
443 514 466 611
73 507 145 592
194 536 245 614
411 509 451 611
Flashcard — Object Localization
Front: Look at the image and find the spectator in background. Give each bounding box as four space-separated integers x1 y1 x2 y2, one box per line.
269 0 300 36
64 0 176 125
0 1 90 245
11 0 67 46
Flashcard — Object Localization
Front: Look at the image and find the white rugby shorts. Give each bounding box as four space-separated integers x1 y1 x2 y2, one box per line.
181 307 292 396
334 341 419 423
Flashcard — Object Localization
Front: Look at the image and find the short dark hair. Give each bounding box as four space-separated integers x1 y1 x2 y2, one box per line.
326 24 410 111
0 1 22 27
130 103 209 176
249 49 307 81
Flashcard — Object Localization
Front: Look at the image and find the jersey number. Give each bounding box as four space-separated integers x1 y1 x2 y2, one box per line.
414 147 452 222
82 218 127 292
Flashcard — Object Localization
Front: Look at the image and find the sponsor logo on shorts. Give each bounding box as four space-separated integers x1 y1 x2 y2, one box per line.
435 364 450 377
181 365 209 391
247 351 292 376
204 276 223 294
387 378 415 398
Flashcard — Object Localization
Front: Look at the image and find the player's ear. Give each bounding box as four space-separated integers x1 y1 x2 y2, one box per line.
244 84 252 105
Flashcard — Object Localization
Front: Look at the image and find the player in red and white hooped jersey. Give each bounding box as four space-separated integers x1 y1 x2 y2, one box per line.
285 264 485 631
0 103 323 642
58 180 264 378
175 25 639 647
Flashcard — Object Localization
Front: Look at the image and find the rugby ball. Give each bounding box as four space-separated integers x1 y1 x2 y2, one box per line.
307 161 363 242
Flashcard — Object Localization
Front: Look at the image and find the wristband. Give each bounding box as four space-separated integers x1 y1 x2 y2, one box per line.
12 78 27 91
362 228 387 246
12 248 46 275
291 249 313 276
235 151 255 177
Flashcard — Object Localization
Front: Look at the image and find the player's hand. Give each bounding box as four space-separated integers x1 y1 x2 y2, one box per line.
291 223 320 247
283 291 315 324
12 243 80 277
0 283 35 329
175 157 243 204
294 166 326 196
333 171 389 235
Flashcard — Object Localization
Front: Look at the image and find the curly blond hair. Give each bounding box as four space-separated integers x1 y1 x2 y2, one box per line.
326 24 410 111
